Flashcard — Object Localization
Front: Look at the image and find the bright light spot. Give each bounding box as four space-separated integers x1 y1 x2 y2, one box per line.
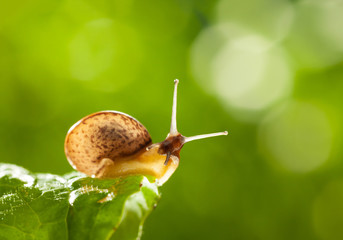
258 101 332 173
213 35 291 111
98 192 115 203
314 0 343 52
286 0 343 69
141 177 159 195
20 175 35 187
190 23 292 120
69 190 79 206
313 180 343 240
35 174 67 190
0 164 35 187
68 185 110 206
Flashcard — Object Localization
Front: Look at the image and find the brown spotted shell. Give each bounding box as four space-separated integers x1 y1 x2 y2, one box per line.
64 111 152 176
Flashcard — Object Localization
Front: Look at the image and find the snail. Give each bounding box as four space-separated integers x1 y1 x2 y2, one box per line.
64 80 227 185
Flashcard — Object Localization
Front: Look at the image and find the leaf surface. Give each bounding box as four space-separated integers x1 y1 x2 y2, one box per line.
0 164 159 240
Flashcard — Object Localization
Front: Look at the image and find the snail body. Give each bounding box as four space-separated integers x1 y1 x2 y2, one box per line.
65 80 227 185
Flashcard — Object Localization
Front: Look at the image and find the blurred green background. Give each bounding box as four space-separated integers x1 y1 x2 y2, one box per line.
1 0 343 239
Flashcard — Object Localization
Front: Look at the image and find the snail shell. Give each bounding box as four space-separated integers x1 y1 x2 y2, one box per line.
65 111 152 176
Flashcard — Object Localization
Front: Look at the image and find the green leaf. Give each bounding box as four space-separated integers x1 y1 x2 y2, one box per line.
0 164 160 240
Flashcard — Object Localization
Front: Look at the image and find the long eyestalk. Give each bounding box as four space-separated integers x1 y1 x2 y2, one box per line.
170 79 179 136
184 131 228 143
161 79 228 167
